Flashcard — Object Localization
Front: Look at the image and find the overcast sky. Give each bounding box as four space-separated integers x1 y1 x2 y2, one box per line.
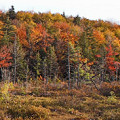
0 0 120 23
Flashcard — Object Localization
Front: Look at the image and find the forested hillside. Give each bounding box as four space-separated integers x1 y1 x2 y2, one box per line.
0 6 120 84
0 6 120 120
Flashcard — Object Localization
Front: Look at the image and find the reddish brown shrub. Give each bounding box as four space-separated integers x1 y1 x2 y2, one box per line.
100 81 120 96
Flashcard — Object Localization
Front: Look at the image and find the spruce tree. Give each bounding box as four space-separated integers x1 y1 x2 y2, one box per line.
0 17 15 46
47 46 58 80
8 5 16 20
34 52 42 80
73 15 81 26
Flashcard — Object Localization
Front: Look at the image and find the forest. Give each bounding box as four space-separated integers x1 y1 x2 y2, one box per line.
0 6 120 120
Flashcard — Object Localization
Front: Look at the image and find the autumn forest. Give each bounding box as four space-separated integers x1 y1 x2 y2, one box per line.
0 6 120 120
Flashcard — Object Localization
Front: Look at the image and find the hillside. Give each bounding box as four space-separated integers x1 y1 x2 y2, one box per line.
0 6 120 120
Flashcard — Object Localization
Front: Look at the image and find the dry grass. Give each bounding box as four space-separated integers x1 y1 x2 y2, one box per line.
0 81 120 120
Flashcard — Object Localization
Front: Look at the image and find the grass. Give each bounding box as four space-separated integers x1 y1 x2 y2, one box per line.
0 81 120 120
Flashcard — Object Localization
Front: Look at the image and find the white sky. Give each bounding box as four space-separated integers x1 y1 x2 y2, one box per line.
0 0 120 23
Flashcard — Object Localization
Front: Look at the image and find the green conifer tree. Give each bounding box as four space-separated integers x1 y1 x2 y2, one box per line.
8 5 16 20
47 46 58 80
0 17 15 46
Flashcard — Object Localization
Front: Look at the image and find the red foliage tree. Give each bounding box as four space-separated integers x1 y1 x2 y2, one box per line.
17 24 53 52
0 45 12 68
105 44 120 74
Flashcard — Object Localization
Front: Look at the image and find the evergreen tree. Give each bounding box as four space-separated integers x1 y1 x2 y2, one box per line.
80 26 95 61
34 52 42 80
8 5 16 20
73 15 81 26
47 46 58 79
14 38 27 81
62 12 66 18
0 17 15 46
43 57 48 84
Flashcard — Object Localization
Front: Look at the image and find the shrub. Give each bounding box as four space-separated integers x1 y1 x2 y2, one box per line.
7 104 50 119
31 87 51 97
0 110 6 120
0 82 13 101
100 82 120 97
103 109 120 120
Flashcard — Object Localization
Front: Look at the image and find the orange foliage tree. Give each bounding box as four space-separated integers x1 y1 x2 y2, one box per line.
105 44 120 80
17 24 53 52
0 45 12 81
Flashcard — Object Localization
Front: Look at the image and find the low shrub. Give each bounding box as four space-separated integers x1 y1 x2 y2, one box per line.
31 87 51 97
7 104 50 119
103 109 120 120
100 82 120 97
0 110 6 120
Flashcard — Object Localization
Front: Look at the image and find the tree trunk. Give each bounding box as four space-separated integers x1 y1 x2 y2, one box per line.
13 34 17 83
68 42 71 90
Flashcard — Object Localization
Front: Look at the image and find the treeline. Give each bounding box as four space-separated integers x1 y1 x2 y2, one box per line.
0 6 120 88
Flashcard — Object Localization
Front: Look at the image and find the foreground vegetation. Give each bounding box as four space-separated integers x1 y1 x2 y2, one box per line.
0 80 120 120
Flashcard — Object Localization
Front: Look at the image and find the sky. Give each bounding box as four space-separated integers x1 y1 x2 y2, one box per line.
0 0 120 24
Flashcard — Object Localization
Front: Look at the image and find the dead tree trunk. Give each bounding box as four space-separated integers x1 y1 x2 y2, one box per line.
13 34 17 83
68 42 71 90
